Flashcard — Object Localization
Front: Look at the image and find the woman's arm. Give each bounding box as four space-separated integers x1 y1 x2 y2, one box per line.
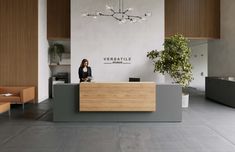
88 67 92 77
78 67 83 79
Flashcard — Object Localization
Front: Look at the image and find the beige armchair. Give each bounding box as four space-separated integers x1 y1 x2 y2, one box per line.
0 86 35 110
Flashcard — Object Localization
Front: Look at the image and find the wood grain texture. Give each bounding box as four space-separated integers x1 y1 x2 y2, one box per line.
47 0 70 39
80 82 156 112
0 102 10 113
165 0 220 39
0 0 38 98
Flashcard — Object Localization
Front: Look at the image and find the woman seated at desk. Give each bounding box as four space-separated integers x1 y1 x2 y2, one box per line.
78 59 92 82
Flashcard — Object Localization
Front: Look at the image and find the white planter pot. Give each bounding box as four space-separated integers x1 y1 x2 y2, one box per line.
156 72 165 83
182 94 189 108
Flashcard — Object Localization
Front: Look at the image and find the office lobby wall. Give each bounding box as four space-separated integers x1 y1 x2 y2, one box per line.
71 0 164 82
189 40 208 91
208 0 235 76
0 0 38 94
38 0 49 102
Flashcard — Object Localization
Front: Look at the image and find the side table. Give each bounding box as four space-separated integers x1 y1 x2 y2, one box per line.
0 102 11 118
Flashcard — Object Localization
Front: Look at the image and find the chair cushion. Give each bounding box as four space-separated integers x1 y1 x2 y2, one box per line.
0 96 21 103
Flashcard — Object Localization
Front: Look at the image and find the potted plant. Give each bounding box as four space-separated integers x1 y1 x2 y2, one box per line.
147 34 193 108
49 43 65 64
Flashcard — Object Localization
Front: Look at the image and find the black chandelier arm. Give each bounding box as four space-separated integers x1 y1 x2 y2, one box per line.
99 13 113 17
109 9 115 13
86 13 114 17
87 14 98 17
123 9 129 14
112 16 122 21
127 15 142 19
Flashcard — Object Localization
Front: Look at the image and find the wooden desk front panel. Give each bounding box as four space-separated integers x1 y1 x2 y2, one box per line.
79 82 156 112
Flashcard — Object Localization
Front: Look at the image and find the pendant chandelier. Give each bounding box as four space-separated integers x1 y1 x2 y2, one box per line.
82 0 151 23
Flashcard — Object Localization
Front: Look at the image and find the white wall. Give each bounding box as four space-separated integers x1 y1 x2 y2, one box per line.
38 0 49 102
189 40 208 91
71 0 164 83
208 0 235 76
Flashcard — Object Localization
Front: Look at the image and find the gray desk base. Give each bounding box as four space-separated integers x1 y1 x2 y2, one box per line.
53 84 182 122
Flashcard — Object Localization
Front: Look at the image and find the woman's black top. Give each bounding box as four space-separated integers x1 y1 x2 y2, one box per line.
78 67 92 82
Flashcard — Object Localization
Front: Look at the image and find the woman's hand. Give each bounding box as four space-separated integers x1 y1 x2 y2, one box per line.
82 78 88 81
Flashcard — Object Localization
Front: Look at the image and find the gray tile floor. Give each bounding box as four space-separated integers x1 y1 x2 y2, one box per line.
0 92 235 152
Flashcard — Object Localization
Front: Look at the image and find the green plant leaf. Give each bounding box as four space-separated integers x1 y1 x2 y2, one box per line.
147 34 193 87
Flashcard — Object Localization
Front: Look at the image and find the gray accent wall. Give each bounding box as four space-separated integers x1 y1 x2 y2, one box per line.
208 0 235 76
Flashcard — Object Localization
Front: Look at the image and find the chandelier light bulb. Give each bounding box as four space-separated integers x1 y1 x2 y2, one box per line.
122 19 127 23
138 19 143 23
81 13 88 17
145 12 152 17
96 12 102 16
106 5 113 10
119 19 127 24
127 8 133 11
119 21 123 24
131 19 137 23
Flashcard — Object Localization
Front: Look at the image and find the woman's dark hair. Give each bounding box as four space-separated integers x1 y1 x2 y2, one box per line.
80 59 89 68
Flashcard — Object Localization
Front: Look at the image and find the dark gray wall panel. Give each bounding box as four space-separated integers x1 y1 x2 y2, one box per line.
206 77 235 108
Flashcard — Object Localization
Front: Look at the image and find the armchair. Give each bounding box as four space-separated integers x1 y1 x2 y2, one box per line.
0 86 35 110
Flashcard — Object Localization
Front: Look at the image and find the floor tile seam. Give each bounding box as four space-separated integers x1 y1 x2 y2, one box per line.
188 107 212 124
117 125 123 152
1 123 124 127
19 124 203 128
203 122 235 148
189 106 235 145
190 106 235 127
28 124 121 127
35 109 52 120
119 124 163 152
57 126 121 152
0 125 31 146
183 106 235 146
54 143 63 152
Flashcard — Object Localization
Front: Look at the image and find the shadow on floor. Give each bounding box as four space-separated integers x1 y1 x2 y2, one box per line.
0 99 53 121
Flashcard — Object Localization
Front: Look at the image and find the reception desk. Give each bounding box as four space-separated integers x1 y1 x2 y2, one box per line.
80 82 156 112
53 83 182 122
